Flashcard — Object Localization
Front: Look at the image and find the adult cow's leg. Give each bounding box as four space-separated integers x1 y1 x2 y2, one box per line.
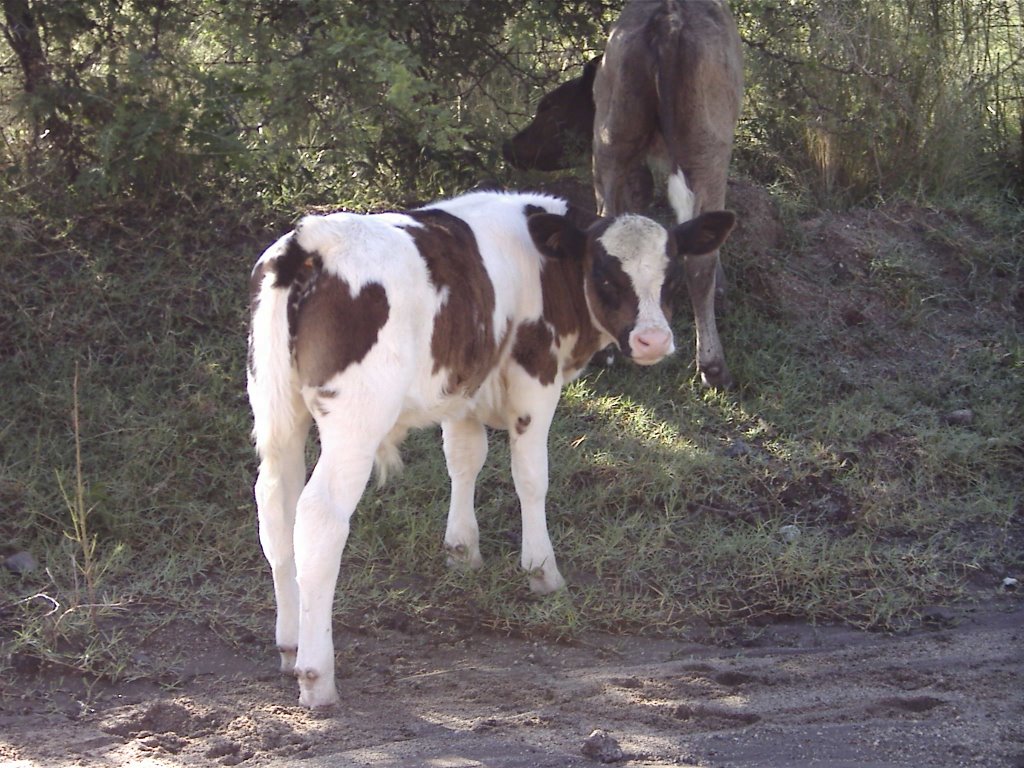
684 247 732 389
254 404 311 676
686 166 733 388
591 55 654 217
442 416 487 571
666 159 733 387
593 141 649 217
694 165 731 310
507 378 565 594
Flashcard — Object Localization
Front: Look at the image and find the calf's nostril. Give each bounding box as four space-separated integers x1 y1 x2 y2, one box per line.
632 329 672 359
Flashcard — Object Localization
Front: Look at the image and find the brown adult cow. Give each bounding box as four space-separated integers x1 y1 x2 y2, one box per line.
504 0 744 388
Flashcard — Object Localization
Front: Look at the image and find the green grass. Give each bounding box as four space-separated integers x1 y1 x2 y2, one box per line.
1 186 1021 683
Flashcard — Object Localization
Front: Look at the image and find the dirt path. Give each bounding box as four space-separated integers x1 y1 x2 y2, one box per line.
2 597 1021 767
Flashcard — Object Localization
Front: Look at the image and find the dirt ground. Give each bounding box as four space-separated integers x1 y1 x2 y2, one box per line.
0 592 1020 768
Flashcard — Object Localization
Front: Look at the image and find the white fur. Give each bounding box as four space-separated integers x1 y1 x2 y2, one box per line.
667 168 696 223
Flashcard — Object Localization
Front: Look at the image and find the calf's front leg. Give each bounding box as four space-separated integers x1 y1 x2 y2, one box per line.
507 391 565 594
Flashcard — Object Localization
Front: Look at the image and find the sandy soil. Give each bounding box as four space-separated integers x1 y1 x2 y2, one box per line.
1 594 1021 768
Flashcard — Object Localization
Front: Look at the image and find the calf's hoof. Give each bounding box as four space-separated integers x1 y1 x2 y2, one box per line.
445 542 484 571
527 565 566 595
277 645 297 675
296 668 339 709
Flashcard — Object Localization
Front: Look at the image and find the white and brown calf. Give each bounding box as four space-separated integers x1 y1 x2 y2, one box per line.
247 190 735 707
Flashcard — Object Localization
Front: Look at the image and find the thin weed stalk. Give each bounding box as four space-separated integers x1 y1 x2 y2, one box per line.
55 362 99 619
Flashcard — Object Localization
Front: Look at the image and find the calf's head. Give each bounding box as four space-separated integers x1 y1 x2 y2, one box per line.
503 58 599 171
528 210 735 366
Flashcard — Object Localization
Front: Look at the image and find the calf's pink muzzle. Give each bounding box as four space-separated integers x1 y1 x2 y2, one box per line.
629 326 674 365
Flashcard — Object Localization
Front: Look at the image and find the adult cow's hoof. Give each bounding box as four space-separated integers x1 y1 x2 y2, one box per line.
699 361 734 390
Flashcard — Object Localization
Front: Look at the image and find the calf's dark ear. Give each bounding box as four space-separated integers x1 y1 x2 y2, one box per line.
673 211 736 256
528 213 587 260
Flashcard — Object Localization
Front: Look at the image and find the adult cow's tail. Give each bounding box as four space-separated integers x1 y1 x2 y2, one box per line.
653 2 698 225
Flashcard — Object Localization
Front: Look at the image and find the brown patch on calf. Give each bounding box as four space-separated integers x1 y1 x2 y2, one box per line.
512 320 558 386
314 387 339 416
249 262 267 314
582 228 642 356
536 247 604 374
251 237 322 380
515 414 532 435
292 274 390 388
404 209 499 396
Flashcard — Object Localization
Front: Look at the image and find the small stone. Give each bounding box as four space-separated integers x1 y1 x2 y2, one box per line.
671 704 694 720
3 551 38 575
841 306 867 327
1001 577 1019 591
831 259 855 285
581 729 624 763
779 525 801 543
921 605 956 628
945 409 974 426
724 440 753 458
131 650 154 667
204 738 240 760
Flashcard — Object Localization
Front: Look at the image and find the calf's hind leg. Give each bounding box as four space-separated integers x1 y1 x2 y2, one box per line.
254 409 311 676
442 417 488 571
290 390 401 708
291 442 375 708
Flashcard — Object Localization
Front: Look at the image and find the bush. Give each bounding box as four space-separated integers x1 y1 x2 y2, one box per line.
735 0 1024 203
1 1 1020 207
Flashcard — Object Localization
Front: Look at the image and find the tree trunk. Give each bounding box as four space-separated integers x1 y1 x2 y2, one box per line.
2 0 49 94
2 0 79 179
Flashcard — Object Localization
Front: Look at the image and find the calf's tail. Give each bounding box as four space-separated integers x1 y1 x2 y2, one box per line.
249 222 405 487
247 233 310 461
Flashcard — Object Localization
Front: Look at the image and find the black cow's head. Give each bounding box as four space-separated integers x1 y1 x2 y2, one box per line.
503 57 600 171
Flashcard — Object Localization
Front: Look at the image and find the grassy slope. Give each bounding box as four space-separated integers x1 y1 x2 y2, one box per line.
0 186 1021 680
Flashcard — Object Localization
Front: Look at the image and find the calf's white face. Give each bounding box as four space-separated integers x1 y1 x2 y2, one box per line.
529 208 735 369
597 215 675 365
